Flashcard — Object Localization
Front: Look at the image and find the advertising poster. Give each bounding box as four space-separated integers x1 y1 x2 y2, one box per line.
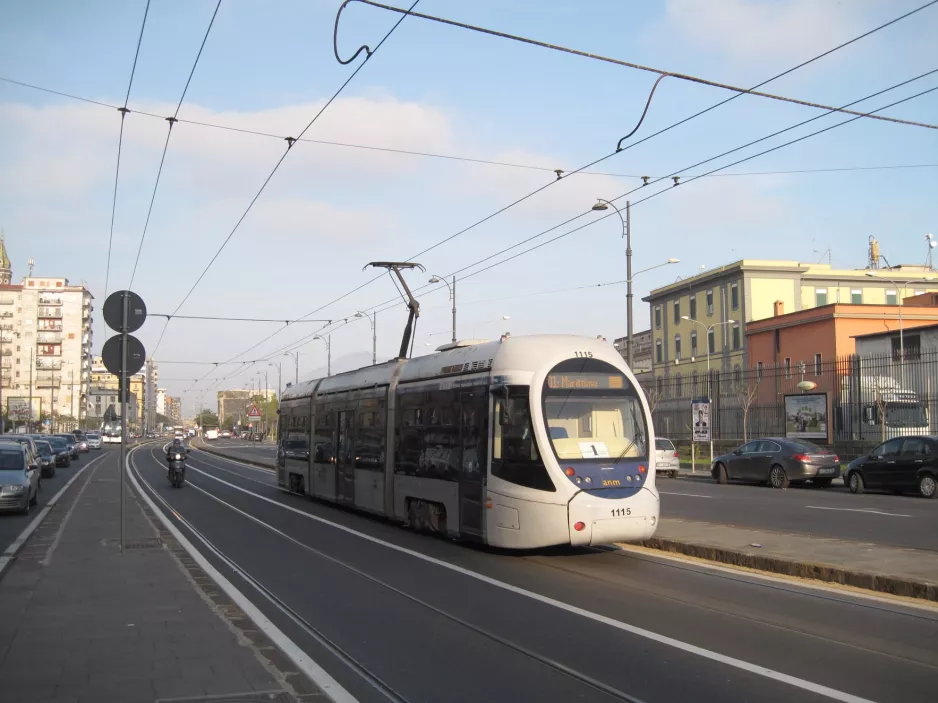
692 398 710 442
785 393 829 440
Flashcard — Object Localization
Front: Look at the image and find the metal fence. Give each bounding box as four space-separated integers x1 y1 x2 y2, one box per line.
638 350 938 446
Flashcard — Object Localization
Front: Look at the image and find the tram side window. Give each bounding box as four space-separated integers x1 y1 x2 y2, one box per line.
423 391 460 480
312 405 335 466
461 392 487 482
395 393 424 476
354 402 385 471
492 392 555 492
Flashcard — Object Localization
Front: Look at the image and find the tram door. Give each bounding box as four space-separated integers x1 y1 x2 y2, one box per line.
335 411 355 506
458 391 487 540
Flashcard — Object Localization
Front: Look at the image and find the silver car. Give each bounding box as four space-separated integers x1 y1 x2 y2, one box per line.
0 443 40 515
85 432 102 450
655 437 681 478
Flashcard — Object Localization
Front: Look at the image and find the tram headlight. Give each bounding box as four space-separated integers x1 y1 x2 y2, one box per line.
584 476 592 484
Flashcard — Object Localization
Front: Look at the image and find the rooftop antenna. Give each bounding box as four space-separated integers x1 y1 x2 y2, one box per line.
364 261 425 359
926 233 936 270
27 257 35 277
867 236 880 270
814 247 832 265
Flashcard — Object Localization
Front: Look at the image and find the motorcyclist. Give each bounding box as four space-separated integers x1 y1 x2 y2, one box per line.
166 437 188 480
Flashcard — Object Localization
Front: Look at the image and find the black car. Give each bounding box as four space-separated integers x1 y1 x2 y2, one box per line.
712 437 841 489
55 434 80 460
33 440 58 478
844 435 938 498
45 436 72 467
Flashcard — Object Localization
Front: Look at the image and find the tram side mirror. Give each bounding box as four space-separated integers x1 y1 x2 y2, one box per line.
499 399 515 427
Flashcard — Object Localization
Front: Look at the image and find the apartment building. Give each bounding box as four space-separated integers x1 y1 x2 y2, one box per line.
643 258 937 389
90 356 145 431
165 396 181 426
0 236 93 428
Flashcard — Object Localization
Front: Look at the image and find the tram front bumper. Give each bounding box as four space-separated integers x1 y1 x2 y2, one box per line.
568 486 659 547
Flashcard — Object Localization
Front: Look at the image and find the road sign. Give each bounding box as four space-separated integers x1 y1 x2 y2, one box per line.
692 398 711 442
103 290 147 334
102 334 146 378
247 404 261 423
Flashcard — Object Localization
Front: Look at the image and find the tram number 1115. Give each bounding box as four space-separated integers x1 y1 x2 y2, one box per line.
610 508 632 517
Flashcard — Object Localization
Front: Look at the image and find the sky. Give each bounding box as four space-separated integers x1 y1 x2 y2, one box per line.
1 0 936 418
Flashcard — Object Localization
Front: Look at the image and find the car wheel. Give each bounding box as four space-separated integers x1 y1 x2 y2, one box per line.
848 472 865 494
769 465 789 489
814 478 833 488
920 474 937 499
670 470 679 479
20 494 31 515
714 463 728 484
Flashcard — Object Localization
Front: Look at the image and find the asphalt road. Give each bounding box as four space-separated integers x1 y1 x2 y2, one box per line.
205 438 276 458
660 475 938 551
0 447 104 554
127 443 938 703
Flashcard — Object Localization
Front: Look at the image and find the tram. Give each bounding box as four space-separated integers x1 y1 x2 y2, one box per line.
278 334 659 548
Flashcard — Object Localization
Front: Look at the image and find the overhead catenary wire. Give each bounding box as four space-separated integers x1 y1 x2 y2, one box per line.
102 0 151 339
148 0 421 363
128 0 223 288
341 0 938 132
150 314 332 323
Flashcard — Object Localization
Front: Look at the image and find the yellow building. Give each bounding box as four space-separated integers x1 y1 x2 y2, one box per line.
642 259 938 391
90 356 145 428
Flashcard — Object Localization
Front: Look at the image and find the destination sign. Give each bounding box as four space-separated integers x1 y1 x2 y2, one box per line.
546 373 628 391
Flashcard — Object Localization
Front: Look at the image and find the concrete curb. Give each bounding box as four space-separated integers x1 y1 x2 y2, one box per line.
193 440 275 471
642 536 938 602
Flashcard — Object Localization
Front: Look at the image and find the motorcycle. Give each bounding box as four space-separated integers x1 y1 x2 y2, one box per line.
168 448 188 488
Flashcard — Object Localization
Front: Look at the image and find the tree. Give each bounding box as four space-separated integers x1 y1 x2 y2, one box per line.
737 381 759 441
197 409 219 428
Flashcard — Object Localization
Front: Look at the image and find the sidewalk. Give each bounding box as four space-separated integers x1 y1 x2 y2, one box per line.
644 518 938 601
0 450 323 702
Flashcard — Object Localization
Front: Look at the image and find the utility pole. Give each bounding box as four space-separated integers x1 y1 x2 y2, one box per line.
625 202 633 369
70 369 75 432
51 375 56 433
28 348 34 433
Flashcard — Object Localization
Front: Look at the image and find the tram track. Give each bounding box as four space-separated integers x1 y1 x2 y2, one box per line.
133 443 646 703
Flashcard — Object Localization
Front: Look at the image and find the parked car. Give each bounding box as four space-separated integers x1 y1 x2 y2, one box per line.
220 431 231 439
33 440 57 478
712 438 841 489
655 437 680 478
0 435 41 471
55 434 80 459
45 436 72 467
85 432 102 450
844 435 938 498
0 443 40 515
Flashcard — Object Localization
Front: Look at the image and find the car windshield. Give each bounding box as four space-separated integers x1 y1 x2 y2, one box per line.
87 434 99 439
884 402 928 428
35 442 53 456
47 438 67 450
655 438 675 451
283 440 307 451
542 359 648 461
0 450 25 470
787 439 826 453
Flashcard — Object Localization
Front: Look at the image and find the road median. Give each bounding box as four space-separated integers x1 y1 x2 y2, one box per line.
192 437 276 470
639 517 938 601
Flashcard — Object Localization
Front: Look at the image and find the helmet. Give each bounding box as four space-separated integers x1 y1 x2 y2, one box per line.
172 438 184 447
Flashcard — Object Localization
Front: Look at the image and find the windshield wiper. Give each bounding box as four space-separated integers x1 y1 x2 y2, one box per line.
613 404 645 465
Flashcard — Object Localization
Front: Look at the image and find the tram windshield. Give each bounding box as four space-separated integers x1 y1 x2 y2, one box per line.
543 359 648 462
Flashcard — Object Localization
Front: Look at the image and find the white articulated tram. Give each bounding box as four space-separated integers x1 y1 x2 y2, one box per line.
278 334 659 549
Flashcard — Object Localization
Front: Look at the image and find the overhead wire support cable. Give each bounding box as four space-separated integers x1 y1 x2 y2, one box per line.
102 0 151 335
151 0 421 365
342 0 938 132
129 0 223 288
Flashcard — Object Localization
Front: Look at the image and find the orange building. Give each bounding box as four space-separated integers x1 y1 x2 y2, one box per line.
745 297 938 401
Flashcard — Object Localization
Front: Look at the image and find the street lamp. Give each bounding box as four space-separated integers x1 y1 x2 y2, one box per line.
682 315 736 464
591 197 679 368
472 315 510 338
863 271 935 383
428 275 456 344
355 311 377 365
312 335 331 377
283 351 299 386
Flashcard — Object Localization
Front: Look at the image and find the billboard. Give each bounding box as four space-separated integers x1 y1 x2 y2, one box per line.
692 398 710 442
8 397 41 422
785 392 830 441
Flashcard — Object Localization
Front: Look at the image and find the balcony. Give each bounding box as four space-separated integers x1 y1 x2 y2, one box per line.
38 308 63 319
0 360 10 370
38 331 62 344
1 348 10 356
38 348 62 357
0 311 12 319
0 299 12 305
36 358 62 370
41 322 63 332
36 375 62 388
38 296 63 306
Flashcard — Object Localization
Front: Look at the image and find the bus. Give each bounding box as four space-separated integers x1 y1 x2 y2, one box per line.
101 420 123 444
278 334 658 549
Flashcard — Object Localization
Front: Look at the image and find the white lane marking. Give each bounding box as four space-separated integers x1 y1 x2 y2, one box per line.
186 455 273 489
0 452 109 576
126 447 358 703
192 446 276 474
659 492 714 498
614 545 938 615
185 465 876 703
805 506 912 518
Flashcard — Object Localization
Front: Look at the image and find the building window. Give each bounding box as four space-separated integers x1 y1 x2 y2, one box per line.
674 300 681 325
732 323 741 350
757 361 764 382
731 282 739 310
892 334 921 361
784 357 791 379
689 295 697 320
706 290 714 316
690 330 698 356
674 334 682 360
886 289 897 305
815 353 822 376
656 339 662 363
851 289 862 304
914 289 924 296
815 288 828 306
708 328 715 354
654 306 661 329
